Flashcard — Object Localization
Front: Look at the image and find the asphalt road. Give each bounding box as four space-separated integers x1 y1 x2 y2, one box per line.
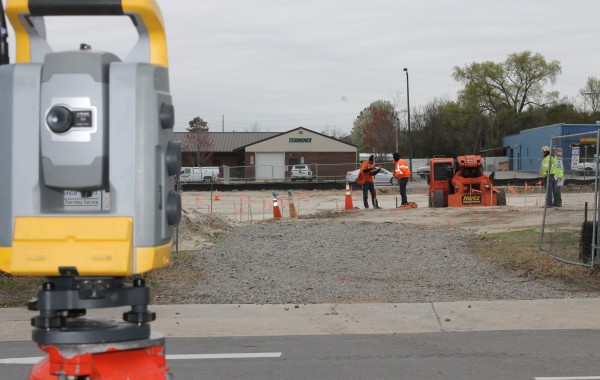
2 331 600 379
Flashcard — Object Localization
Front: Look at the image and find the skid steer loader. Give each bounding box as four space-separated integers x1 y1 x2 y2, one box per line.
427 155 506 208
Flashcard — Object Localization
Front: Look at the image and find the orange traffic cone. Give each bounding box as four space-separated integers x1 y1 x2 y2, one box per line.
288 190 298 218
214 190 220 201
344 182 354 210
272 192 282 219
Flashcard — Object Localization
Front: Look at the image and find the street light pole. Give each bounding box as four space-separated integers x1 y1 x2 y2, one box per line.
403 68 412 177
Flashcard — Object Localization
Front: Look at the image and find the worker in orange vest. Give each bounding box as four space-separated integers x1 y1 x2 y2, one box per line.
393 152 411 206
360 155 382 209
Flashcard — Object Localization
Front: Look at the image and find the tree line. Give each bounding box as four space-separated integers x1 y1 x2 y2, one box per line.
348 51 600 158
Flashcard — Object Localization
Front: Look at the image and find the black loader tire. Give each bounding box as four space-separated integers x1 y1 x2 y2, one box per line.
496 189 506 206
433 190 445 208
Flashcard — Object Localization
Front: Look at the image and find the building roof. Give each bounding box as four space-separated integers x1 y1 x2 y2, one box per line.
234 127 357 151
504 123 600 137
173 128 356 153
172 132 279 152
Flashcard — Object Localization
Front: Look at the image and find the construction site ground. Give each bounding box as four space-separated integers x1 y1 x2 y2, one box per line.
151 183 600 306
3 183 600 308
181 184 548 234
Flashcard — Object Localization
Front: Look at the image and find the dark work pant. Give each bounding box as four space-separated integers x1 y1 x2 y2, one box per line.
362 182 377 208
398 177 409 205
543 174 556 206
554 183 562 206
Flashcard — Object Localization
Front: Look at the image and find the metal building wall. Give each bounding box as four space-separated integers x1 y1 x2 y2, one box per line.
503 124 600 172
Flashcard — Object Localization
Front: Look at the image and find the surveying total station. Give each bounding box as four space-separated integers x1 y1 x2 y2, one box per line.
0 0 181 378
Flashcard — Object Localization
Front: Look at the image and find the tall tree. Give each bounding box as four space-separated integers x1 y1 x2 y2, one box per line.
187 116 208 132
184 116 212 166
453 51 561 115
514 102 589 131
579 76 600 114
351 100 399 157
411 99 490 157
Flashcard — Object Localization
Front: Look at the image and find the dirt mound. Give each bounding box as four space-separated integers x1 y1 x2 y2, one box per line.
298 209 348 220
176 210 233 250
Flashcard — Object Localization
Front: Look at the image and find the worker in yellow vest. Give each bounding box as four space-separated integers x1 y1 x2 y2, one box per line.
539 146 559 207
553 148 564 207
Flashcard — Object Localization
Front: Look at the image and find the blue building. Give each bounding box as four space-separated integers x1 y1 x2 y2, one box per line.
503 123 600 172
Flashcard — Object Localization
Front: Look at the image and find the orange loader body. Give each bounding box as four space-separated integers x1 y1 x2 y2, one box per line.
427 155 506 208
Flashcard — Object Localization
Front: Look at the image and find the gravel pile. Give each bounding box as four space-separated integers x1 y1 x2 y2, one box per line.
185 217 600 304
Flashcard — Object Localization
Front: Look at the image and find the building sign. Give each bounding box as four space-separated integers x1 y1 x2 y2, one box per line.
571 146 580 169
289 138 312 143
461 194 482 205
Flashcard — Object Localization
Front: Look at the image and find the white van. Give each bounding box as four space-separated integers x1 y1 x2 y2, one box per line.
180 167 220 183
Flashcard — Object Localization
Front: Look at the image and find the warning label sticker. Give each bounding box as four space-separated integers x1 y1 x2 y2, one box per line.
63 190 104 211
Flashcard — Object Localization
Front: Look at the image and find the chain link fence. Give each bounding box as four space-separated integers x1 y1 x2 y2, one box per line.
221 163 369 184
218 159 444 184
539 131 600 267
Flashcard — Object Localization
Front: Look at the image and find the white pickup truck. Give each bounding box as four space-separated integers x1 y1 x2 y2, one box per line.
180 167 220 183
576 160 598 174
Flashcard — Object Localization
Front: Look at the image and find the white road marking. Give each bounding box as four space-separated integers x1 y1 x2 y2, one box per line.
535 377 600 380
0 352 282 365
168 352 282 360
0 357 40 364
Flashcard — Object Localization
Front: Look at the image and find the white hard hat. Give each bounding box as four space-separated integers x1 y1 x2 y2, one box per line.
541 146 550 152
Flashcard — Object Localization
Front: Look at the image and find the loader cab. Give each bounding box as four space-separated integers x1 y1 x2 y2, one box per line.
428 158 455 207
429 159 455 187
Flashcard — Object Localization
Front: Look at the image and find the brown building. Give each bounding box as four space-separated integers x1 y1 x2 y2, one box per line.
173 127 357 180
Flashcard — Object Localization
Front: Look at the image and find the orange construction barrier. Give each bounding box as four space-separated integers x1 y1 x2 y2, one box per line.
272 192 282 219
344 182 354 210
214 190 220 201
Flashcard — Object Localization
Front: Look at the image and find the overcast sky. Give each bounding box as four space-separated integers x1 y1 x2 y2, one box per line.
5 0 600 134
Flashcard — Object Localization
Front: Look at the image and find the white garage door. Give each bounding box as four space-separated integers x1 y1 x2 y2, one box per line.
255 153 285 180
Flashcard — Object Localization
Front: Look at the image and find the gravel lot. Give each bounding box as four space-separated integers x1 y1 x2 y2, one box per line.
174 206 600 305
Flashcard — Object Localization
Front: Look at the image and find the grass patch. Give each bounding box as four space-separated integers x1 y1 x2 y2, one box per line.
471 228 600 290
139 250 206 304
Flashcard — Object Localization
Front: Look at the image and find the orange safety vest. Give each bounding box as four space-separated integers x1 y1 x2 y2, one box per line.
394 159 410 179
360 161 376 183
